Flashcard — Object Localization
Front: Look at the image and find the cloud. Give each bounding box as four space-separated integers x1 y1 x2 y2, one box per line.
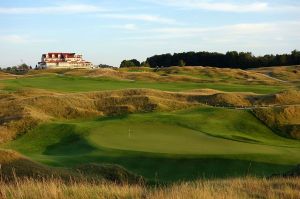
99 13 175 24
153 23 274 35
0 35 56 44
0 4 105 14
143 0 300 13
0 35 28 44
120 21 300 44
111 24 138 31
0 4 175 24
145 0 268 12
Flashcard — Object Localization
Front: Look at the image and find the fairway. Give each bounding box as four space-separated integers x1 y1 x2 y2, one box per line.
0 74 285 94
5 107 300 182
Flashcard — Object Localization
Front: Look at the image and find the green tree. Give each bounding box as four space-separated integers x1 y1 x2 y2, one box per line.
18 63 30 71
120 59 141 68
178 60 186 67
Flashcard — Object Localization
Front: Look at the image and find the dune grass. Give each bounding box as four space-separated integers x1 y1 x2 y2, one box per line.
4 107 300 182
0 75 285 94
1 177 300 199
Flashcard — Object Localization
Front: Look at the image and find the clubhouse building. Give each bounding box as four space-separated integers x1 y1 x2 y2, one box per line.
38 52 93 69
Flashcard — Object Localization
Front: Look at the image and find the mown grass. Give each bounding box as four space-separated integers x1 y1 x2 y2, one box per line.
0 75 285 94
1 177 300 199
4 107 300 182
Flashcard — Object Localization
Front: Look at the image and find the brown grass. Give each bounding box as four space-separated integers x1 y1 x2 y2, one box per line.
23 66 283 85
253 106 300 139
253 65 300 82
0 149 70 181
0 71 18 80
159 66 281 84
251 90 300 105
0 150 142 184
0 177 300 199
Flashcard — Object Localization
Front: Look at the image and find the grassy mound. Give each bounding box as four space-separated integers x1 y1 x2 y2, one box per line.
157 66 282 84
1 88 299 144
253 106 300 139
196 92 251 107
1 68 288 94
0 150 142 184
75 163 143 184
0 149 68 181
0 88 204 143
251 90 300 105
253 65 300 82
30 66 280 85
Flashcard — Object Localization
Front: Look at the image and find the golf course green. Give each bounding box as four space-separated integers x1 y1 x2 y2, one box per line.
5 107 300 182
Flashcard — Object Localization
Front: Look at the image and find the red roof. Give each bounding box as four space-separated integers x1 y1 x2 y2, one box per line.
47 52 76 58
48 52 75 55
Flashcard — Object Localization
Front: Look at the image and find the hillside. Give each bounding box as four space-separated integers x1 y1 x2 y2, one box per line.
0 66 299 183
1 88 299 144
1 66 292 93
253 106 300 139
0 149 141 183
253 65 300 82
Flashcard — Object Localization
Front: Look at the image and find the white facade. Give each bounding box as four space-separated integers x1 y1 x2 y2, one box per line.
38 53 93 69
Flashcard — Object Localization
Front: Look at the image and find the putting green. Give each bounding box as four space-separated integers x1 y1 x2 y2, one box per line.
89 122 282 155
5 107 300 182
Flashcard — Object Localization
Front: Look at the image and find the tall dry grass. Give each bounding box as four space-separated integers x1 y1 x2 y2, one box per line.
1 177 300 199
253 105 300 139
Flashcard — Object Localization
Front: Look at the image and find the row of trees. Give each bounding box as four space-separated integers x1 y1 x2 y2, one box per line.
120 59 151 68
121 50 300 69
1 63 33 74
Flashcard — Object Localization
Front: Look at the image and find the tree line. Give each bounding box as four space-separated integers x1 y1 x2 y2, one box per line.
120 50 300 69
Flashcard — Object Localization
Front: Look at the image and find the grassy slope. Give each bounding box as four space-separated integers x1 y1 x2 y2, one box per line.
5 107 300 182
0 150 142 184
252 65 300 82
0 75 285 94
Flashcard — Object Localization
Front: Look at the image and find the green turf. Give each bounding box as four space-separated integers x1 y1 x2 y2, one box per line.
4 107 300 182
0 75 285 94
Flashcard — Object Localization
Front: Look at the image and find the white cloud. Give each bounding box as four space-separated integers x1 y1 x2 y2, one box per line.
153 23 274 35
144 0 300 13
120 21 300 44
0 4 175 24
111 24 138 31
99 13 175 24
0 35 28 44
0 35 56 44
0 4 105 14
145 0 268 12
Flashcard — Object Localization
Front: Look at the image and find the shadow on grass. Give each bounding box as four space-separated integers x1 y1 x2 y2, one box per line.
46 151 294 183
44 134 96 156
95 114 129 122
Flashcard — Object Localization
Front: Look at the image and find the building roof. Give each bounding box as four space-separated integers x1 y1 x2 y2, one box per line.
46 52 76 58
48 52 75 55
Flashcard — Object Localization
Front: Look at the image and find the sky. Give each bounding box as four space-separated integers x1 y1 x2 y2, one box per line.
0 0 299 67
